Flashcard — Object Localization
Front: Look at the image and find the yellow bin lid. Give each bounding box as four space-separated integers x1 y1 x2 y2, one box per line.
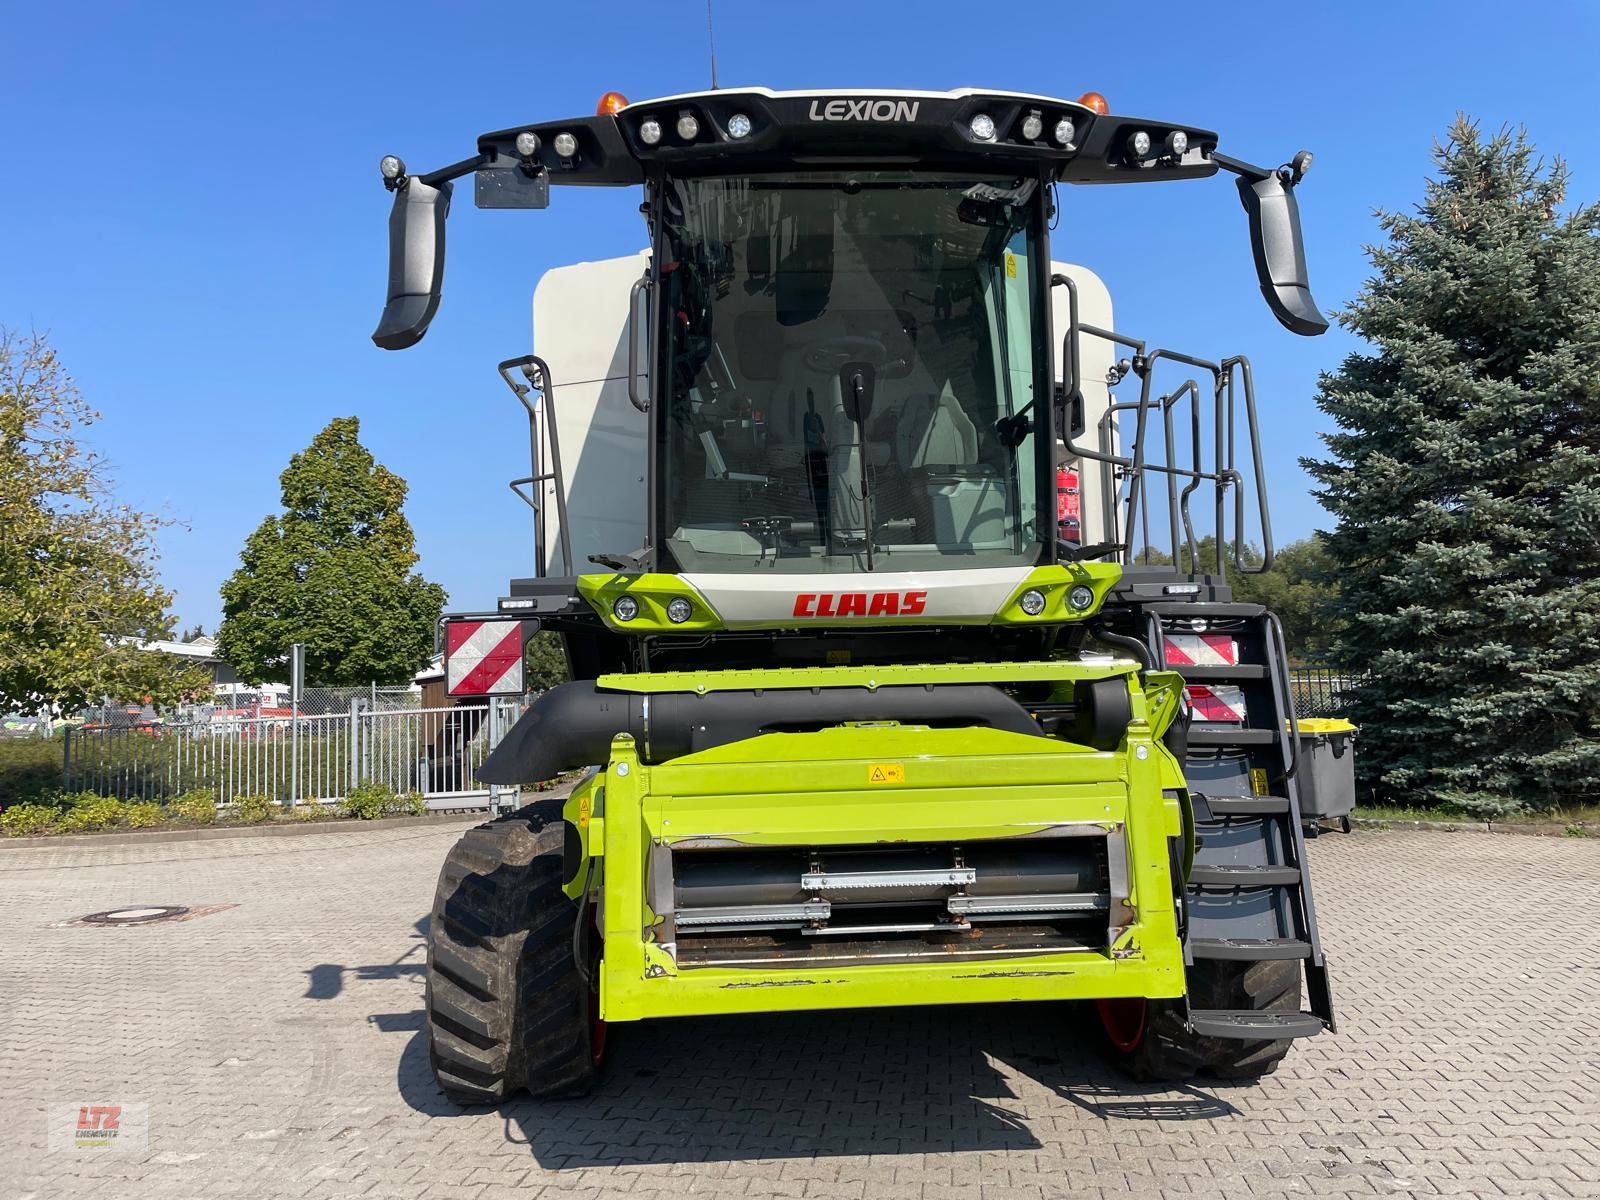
1294 718 1356 734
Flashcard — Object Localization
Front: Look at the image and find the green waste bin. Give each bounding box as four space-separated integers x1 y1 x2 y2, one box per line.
1294 718 1357 833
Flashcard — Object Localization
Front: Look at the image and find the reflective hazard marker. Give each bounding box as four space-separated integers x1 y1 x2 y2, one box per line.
445 620 526 696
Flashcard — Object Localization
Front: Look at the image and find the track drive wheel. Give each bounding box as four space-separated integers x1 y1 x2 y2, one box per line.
425 798 604 1104
1098 960 1301 1082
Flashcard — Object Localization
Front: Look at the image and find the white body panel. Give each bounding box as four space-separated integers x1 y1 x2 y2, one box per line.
532 252 650 575
1049 263 1118 548
682 567 1031 628
529 256 1119 575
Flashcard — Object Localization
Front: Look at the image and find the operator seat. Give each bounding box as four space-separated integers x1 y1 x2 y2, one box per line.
894 382 1009 548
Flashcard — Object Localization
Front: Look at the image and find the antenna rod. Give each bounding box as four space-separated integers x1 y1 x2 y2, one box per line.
706 0 719 90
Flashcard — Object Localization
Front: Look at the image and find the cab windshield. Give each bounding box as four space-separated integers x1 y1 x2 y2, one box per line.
656 170 1048 574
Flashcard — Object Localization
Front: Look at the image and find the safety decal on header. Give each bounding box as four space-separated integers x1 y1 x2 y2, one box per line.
446 620 525 696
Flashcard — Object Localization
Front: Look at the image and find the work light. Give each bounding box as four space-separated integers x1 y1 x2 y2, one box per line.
969 113 996 142
666 598 694 624
727 113 752 139
1067 585 1096 612
639 118 662 145
552 132 579 159
514 131 541 159
677 112 700 140
613 596 639 621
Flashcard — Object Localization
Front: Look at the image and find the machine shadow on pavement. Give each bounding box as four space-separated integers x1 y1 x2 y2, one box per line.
393 1000 1238 1168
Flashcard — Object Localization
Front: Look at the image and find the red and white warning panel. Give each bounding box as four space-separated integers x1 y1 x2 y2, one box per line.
1161 632 1238 667
1186 684 1248 723
445 619 527 696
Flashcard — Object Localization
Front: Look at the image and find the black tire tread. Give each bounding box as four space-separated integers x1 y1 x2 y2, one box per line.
425 798 600 1105
1120 959 1301 1082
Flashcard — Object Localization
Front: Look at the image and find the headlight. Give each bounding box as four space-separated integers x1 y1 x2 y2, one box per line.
666 597 693 624
726 113 752 139
613 595 639 621
639 118 662 145
1019 589 1046 617
552 132 579 159
1067 585 1096 612
969 113 996 142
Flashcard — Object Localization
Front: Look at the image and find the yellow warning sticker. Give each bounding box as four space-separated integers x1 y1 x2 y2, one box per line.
867 763 905 785
577 795 591 828
1250 768 1270 797
1004 252 1018 279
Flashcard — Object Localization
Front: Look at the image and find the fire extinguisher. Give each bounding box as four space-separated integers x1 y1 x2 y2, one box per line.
1056 464 1081 543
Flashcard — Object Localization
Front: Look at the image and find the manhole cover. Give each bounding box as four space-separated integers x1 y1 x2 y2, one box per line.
53 903 236 929
80 905 190 925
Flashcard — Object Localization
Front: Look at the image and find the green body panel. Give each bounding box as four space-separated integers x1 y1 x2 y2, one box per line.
560 659 1192 1022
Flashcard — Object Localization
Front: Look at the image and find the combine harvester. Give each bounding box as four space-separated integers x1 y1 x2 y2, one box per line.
372 85 1334 1100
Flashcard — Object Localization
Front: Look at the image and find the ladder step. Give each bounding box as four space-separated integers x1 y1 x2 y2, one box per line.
1187 728 1279 747
1188 1009 1326 1040
1202 796 1292 817
1190 937 1311 961
1172 664 1268 682
1188 864 1301 888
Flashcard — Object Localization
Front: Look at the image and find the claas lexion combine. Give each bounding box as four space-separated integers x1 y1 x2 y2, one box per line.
372 86 1336 1101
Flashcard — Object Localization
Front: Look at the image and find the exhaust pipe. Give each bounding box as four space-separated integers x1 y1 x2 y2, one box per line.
477 679 1046 784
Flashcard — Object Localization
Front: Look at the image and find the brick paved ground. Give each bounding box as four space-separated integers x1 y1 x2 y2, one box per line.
2 823 1596 1199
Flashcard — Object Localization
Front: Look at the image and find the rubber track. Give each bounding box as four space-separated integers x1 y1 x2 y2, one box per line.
425 798 599 1103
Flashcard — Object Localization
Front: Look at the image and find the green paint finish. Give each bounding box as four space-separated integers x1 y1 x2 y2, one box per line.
598 658 1140 695
578 665 1191 1023
990 562 1121 624
577 573 724 633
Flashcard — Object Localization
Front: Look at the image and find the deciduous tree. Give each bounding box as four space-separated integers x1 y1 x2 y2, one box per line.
217 417 446 686
0 330 202 710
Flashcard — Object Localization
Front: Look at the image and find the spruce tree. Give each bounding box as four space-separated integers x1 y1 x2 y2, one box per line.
217 417 446 686
1305 118 1600 815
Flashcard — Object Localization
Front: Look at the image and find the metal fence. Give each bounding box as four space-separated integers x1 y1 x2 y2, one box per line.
62 698 527 808
1288 666 1360 720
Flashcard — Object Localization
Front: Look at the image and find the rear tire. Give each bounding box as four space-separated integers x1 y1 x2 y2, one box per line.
425 799 603 1104
1102 960 1301 1082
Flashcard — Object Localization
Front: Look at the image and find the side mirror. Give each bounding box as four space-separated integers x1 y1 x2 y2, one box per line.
372 177 452 351
1238 171 1327 337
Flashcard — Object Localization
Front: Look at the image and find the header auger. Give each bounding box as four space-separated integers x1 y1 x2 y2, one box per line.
377 86 1334 1102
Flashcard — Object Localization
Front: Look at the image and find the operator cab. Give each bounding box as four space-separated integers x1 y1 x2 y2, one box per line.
659 170 1046 575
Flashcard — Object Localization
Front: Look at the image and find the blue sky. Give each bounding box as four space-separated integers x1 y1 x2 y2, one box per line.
4 1 1596 629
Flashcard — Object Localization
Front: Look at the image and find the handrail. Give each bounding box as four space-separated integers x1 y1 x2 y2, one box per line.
627 275 652 413
497 354 574 577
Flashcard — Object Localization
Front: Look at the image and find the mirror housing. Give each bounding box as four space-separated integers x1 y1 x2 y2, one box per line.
372 177 452 351
1238 171 1327 336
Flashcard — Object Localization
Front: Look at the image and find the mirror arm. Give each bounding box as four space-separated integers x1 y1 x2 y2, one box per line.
417 153 491 188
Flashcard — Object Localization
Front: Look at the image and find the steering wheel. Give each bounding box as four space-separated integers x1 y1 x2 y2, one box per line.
803 335 888 373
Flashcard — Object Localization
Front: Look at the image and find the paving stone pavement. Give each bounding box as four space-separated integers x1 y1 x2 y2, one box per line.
2 823 1596 1200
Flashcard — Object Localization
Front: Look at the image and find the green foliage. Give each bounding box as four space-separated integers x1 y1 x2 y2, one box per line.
233 793 278 824
59 794 125 832
123 801 164 829
170 789 217 825
293 799 334 822
524 631 571 692
0 331 208 710
1 802 60 837
1304 119 1600 815
216 417 446 686
339 781 427 820
0 734 67 805
340 781 394 820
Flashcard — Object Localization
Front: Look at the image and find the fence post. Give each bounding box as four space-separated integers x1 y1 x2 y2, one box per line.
290 642 305 805
62 725 72 789
349 697 362 793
